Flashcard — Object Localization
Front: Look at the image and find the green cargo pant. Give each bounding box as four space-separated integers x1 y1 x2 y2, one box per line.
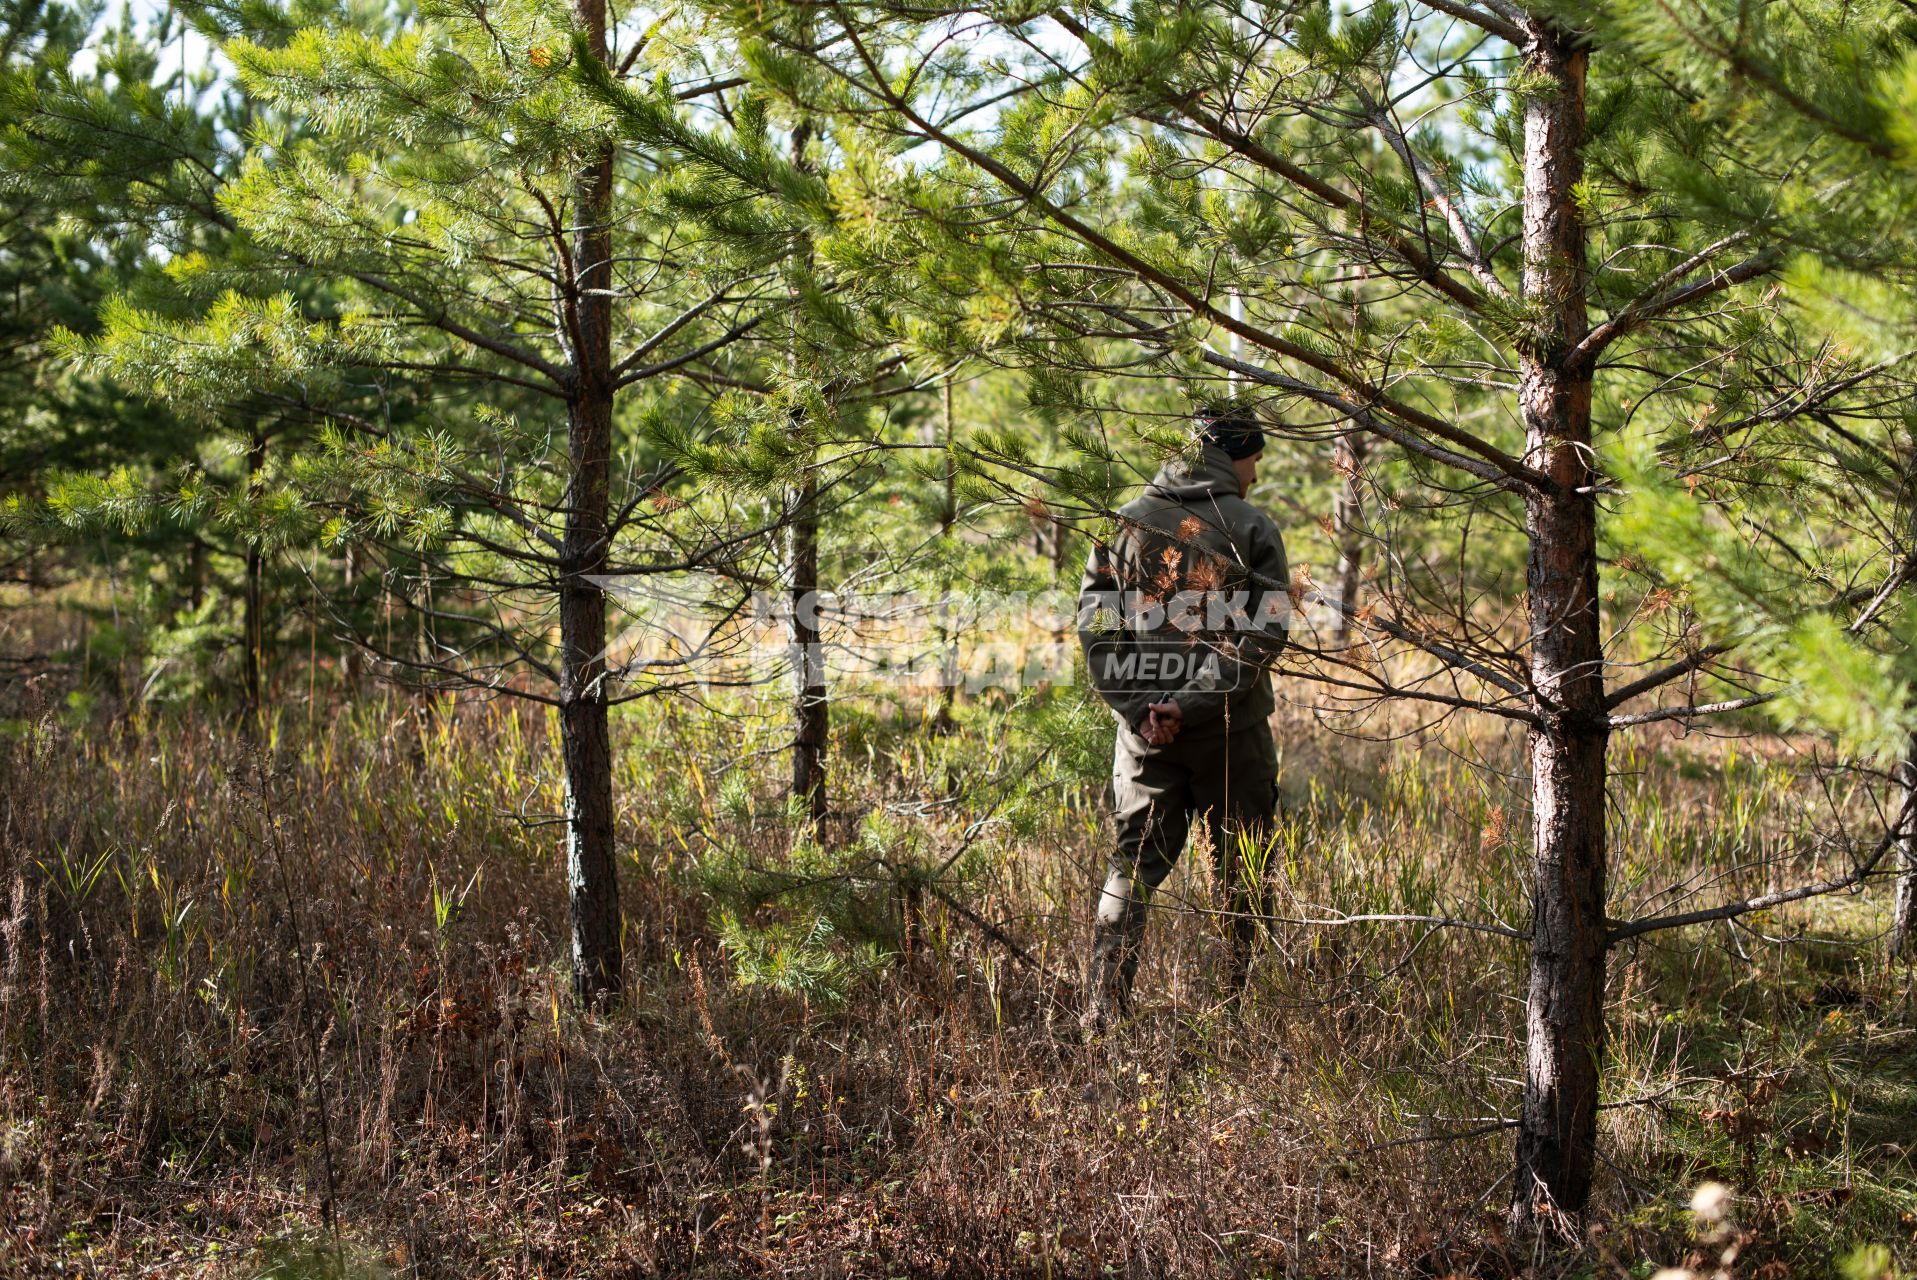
1088 717 1279 1018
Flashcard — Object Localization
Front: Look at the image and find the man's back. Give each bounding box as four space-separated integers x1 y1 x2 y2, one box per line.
1079 443 1291 742
1075 409 1292 1033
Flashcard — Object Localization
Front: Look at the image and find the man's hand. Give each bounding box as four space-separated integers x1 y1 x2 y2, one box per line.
1142 699 1183 746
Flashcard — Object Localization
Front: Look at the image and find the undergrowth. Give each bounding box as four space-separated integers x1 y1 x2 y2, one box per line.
2 678 1915 1277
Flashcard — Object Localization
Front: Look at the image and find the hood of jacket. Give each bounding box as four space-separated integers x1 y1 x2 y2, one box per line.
1146 444 1242 502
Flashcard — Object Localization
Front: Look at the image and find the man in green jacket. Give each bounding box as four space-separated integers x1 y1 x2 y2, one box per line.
1076 405 1292 1033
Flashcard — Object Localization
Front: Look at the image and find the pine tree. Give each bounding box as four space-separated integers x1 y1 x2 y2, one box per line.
16 0 796 1003
1595 0 1917 958
578 47 936 824
0 0 289 699
731 0 1917 1219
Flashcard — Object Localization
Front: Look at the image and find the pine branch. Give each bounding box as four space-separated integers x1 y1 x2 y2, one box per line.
345 269 567 385
1602 643 1732 710
1362 93 1514 304
1607 791 1915 944
614 314 768 389
829 19 1553 494
1571 250 1780 367
610 284 752 380
1201 348 1535 493
1413 0 1525 45
1605 694 1777 727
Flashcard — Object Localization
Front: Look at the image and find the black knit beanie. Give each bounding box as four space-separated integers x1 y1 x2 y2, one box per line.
1197 405 1264 460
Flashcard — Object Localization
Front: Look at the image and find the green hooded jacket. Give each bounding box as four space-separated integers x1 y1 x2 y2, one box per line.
1077 443 1292 741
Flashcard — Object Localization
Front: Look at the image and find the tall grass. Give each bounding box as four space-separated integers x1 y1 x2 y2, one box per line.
2 677 1914 1277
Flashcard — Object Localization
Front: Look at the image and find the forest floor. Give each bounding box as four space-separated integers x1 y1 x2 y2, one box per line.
4 666 1917 1277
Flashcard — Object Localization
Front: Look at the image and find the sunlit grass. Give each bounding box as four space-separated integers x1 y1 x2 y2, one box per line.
3 679 1915 1275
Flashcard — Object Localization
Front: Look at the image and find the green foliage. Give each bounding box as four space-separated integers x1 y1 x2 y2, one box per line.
55 292 385 421
697 833 898 1009
1610 432 1917 760
714 906 891 1009
16 3 1917 1257
1840 1244 1898 1280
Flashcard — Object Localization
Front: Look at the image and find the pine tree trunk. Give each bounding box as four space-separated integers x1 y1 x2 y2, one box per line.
560 0 621 1005
243 432 267 714
933 379 959 732
787 470 828 822
1329 429 1367 647
1512 22 1610 1223
1891 738 1917 959
244 541 263 709
1892 453 1917 961
188 538 205 611
339 543 360 686
786 121 829 823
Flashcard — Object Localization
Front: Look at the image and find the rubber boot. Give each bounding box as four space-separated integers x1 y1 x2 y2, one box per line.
1081 869 1146 1037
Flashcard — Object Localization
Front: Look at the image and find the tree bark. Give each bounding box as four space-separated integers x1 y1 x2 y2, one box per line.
786 120 829 823
243 431 267 714
933 378 959 733
1329 428 1367 647
188 538 205 611
339 542 360 686
559 0 621 1005
1892 453 1917 960
787 467 829 822
1512 21 1610 1223
1892 738 1917 959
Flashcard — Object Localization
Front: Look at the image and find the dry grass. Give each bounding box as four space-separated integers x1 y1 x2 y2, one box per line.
2 672 1915 1277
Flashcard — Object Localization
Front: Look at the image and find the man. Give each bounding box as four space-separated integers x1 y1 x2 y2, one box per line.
1076 404 1291 1033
